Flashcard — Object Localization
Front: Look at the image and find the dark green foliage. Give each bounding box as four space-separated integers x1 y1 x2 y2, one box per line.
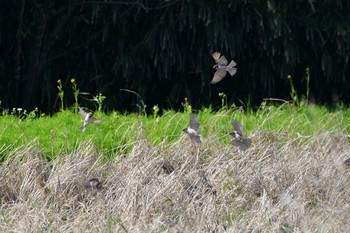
1 0 349 112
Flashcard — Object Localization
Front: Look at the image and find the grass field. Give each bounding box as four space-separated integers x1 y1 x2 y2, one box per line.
0 103 350 232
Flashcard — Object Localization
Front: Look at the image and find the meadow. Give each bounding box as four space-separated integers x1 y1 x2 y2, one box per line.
0 102 350 232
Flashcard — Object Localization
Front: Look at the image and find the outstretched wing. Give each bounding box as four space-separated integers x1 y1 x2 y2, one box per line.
211 52 221 61
211 69 227 84
232 121 244 137
230 137 252 149
211 52 228 65
89 117 105 123
79 107 87 119
190 134 203 144
230 140 248 150
243 138 252 147
190 113 200 131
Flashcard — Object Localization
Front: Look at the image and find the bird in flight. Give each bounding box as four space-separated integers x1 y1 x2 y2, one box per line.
79 107 104 132
211 52 237 84
229 121 252 149
182 113 203 144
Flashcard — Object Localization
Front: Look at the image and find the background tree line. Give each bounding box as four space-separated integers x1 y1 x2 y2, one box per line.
1 0 349 113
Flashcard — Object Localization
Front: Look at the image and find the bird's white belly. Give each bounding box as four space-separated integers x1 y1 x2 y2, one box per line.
186 128 198 135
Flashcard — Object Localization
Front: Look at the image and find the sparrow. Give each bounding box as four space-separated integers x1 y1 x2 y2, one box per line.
83 178 103 191
344 157 350 167
211 52 237 84
79 107 104 132
182 113 203 144
229 121 252 149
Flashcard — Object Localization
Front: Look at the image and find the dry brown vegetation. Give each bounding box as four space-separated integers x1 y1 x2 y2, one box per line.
0 130 350 232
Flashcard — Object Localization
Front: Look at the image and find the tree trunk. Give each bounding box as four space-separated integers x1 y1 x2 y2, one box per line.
14 0 26 107
22 1 51 111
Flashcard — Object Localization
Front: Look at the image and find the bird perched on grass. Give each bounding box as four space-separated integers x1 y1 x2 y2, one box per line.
229 121 252 149
183 113 203 144
79 107 104 132
344 157 350 167
83 178 103 191
211 52 237 84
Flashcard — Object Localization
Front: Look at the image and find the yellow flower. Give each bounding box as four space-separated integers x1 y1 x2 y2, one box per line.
287 75 292 80
57 79 61 84
71 78 76 84
306 67 310 73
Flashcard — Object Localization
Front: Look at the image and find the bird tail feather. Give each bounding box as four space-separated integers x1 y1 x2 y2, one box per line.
226 60 237 76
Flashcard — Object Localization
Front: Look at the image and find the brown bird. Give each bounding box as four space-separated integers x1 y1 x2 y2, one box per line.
229 121 252 149
211 52 237 84
79 107 104 132
83 178 103 191
182 113 203 144
344 157 350 167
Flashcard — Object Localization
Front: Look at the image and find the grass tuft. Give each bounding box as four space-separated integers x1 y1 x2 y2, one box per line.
0 104 350 231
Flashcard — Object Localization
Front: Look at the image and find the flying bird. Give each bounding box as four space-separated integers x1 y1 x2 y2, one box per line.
79 107 104 132
211 52 237 84
182 113 203 144
229 121 252 149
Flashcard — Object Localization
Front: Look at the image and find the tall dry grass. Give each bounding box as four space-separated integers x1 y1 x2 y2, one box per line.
0 129 349 232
